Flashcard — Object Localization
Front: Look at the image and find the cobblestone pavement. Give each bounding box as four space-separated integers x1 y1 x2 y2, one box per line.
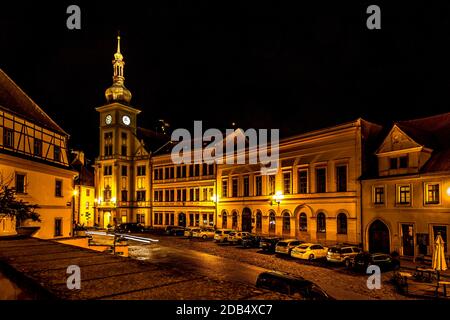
128 234 414 300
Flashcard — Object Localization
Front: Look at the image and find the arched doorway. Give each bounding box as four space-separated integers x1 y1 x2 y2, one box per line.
282 211 291 236
222 211 228 229
255 210 262 233
268 211 276 234
103 211 111 229
178 212 186 227
232 211 238 229
242 208 252 232
369 220 390 254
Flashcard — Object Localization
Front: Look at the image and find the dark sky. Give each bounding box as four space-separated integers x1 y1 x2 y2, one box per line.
1 1 449 159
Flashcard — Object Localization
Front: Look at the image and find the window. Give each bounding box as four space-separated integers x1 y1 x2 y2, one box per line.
209 213 214 226
202 214 208 225
297 169 308 194
202 163 208 177
282 212 291 234
121 165 128 176
104 132 113 156
316 212 326 233
256 211 262 232
136 214 145 224
34 139 42 157
374 186 385 204
315 168 326 193
283 172 291 194
165 167 170 180
255 176 262 196
390 156 409 169
222 211 227 229
54 146 61 162
165 190 170 202
195 214 200 226
15 173 26 194
336 165 347 192
425 184 440 204
137 190 146 202
397 185 411 205
195 188 200 201
103 186 111 201
3 128 14 148
86 189 90 197
243 176 250 197
299 213 307 232
195 164 200 177
189 213 194 227
399 156 408 168
54 218 63 237
337 213 347 234
208 164 214 176
222 179 228 198
232 178 238 197
154 168 163 180
189 165 194 177
55 180 63 197
268 175 275 195
155 213 163 225
182 189 187 202
181 165 187 178
154 190 163 202
232 212 238 229
269 211 276 233
121 132 127 156
121 190 128 202
103 165 112 176
137 165 146 176
176 166 181 179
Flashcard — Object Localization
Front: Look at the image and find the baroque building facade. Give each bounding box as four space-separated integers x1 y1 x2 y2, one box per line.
361 113 450 257
0 68 76 238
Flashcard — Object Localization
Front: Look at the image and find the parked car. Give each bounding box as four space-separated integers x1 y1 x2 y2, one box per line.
275 239 303 255
326 245 362 266
241 234 262 248
227 232 252 245
214 229 235 243
184 227 201 238
259 237 282 252
114 223 145 233
290 243 328 260
192 227 216 240
165 226 185 236
347 252 395 272
256 271 333 300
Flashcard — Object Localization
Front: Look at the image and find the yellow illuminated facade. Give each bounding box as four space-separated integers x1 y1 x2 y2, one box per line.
0 69 76 239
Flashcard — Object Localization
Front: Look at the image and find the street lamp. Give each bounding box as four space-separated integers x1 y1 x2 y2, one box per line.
271 191 284 206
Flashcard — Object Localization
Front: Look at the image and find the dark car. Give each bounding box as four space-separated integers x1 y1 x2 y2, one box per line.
259 237 282 252
114 223 145 233
256 271 333 300
240 235 261 248
165 226 186 236
348 252 395 272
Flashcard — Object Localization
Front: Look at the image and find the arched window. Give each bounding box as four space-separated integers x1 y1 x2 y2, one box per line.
269 211 276 233
256 211 262 232
232 211 238 229
299 213 307 232
222 211 227 229
337 213 347 234
317 212 326 233
282 212 291 235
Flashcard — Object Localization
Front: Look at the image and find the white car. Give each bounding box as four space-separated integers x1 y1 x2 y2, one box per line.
291 243 328 260
192 228 215 240
184 227 201 238
214 229 235 243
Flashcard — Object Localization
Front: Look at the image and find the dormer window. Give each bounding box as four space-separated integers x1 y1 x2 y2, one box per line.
390 155 408 169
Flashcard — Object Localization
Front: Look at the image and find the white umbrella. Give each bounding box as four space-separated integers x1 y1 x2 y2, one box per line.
432 234 447 282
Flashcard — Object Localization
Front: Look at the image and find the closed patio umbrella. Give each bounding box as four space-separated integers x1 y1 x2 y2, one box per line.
432 234 447 282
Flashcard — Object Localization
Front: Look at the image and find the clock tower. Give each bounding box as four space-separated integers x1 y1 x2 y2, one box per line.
95 35 149 229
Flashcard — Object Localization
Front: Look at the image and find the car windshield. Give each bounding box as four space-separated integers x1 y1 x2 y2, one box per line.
328 247 341 253
298 245 309 250
277 242 287 247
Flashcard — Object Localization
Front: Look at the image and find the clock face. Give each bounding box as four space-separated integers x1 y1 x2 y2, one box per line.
105 114 112 125
122 115 131 126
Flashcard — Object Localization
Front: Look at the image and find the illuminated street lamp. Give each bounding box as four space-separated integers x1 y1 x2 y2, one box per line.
272 191 284 205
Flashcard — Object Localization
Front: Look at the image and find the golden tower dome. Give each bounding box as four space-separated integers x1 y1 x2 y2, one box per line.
105 35 132 104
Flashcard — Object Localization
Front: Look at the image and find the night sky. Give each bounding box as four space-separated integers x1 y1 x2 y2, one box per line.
1 1 450 159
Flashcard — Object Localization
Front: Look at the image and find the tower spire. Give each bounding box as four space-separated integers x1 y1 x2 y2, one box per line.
105 33 132 104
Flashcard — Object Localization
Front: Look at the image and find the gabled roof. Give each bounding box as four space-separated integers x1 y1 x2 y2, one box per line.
0 69 68 136
136 127 171 154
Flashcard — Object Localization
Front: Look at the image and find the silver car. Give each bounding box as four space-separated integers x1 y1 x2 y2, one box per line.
275 239 303 255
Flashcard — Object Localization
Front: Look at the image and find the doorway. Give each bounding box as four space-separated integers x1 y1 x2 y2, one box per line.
178 212 186 227
241 208 252 232
368 220 390 254
401 224 415 256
